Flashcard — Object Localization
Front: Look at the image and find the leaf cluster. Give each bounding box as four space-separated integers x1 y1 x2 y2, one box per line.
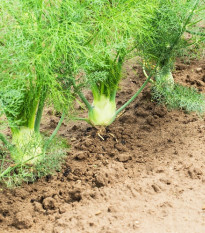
0 135 68 187
152 83 205 114
0 0 90 128
134 0 202 68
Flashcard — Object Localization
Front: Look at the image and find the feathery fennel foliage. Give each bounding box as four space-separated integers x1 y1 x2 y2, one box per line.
0 0 88 184
152 83 205 114
134 0 205 114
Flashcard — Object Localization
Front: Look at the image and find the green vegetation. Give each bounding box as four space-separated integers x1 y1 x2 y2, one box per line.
0 136 68 187
71 0 158 126
134 0 205 113
135 0 199 77
0 0 86 184
152 84 205 114
0 0 204 186
0 0 88 162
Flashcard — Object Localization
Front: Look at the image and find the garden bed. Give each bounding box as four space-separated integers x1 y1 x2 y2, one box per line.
0 59 205 233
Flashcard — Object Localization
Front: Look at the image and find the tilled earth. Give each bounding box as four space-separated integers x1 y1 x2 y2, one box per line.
0 59 205 233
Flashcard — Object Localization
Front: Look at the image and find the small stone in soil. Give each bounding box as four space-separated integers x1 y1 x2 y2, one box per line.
13 211 33 229
108 151 115 157
42 197 58 210
117 153 131 162
195 80 204 87
151 184 161 193
132 220 140 230
72 125 78 130
108 205 118 213
94 172 109 187
195 67 202 73
59 206 67 214
75 152 86 160
69 189 82 202
95 211 102 215
0 215 4 223
45 174 52 182
63 166 71 177
33 202 45 213
115 143 127 152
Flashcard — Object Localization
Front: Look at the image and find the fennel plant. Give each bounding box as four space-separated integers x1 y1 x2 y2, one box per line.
71 0 157 126
134 0 205 113
0 0 87 165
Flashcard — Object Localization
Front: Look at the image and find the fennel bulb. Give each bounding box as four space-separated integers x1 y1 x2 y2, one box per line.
155 67 174 91
11 127 43 164
89 95 116 126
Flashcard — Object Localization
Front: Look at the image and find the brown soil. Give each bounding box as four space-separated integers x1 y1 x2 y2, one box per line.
0 59 205 233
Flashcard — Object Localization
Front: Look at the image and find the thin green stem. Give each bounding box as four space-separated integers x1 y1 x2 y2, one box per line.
91 83 100 100
108 0 113 6
72 117 91 123
100 83 105 95
0 166 14 179
27 99 39 129
0 151 6 174
143 67 154 83
34 89 47 133
71 79 93 111
0 154 41 179
84 29 100 46
183 0 200 32
164 0 200 63
186 29 205 36
0 133 12 150
127 44 138 54
43 112 66 151
114 50 120 63
114 72 153 119
110 88 117 102
77 91 93 112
